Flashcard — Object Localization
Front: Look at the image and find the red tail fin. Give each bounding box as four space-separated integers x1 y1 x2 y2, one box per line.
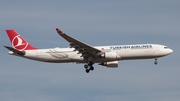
6 30 38 50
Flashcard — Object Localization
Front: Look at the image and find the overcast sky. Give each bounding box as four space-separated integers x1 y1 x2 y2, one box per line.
0 0 180 101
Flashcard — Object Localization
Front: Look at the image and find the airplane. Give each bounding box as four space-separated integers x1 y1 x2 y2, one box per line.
4 28 173 73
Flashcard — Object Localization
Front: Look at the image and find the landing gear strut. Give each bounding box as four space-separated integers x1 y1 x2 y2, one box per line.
84 62 94 73
154 58 158 65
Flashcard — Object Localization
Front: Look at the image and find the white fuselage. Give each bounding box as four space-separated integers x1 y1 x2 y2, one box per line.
10 44 173 63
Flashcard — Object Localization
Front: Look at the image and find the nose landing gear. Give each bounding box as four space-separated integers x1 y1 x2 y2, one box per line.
154 58 158 65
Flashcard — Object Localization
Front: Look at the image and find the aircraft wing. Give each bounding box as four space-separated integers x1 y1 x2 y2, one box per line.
56 28 102 58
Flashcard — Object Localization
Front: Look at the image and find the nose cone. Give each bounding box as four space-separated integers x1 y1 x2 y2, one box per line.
161 48 173 56
165 48 173 55
169 49 173 54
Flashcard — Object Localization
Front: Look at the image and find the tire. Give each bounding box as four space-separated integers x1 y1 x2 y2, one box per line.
90 66 94 71
86 69 90 73
84 64 88 69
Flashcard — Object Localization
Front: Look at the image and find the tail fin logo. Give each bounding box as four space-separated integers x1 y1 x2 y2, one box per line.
12 35 28 50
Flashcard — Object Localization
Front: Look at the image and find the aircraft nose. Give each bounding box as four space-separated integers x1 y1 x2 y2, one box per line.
169 49 173 54
161 48 173 56
166 48 173 55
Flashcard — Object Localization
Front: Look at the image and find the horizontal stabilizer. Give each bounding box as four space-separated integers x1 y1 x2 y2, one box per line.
4 46 25 56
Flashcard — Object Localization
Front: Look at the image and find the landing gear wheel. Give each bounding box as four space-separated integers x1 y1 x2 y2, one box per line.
154 61 158 65
90 66 94 71
84 64 88 69
86 69 90 73
154 58 158 65
84 58 94 73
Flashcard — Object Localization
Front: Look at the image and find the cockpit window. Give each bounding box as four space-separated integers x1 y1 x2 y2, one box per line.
164 47 168 49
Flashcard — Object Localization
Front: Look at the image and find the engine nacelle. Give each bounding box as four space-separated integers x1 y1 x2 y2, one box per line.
99 61 118 68
101 51 120 60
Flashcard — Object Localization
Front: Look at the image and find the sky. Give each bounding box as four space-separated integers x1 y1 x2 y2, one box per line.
0 0 180 101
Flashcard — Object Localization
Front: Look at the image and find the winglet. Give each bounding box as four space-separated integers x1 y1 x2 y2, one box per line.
56 28 63 34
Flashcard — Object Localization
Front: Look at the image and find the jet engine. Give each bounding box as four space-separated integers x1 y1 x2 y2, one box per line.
99 61 118 68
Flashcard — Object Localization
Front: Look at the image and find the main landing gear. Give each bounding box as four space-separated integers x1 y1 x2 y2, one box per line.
154 58 158 65
84 62 94 73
